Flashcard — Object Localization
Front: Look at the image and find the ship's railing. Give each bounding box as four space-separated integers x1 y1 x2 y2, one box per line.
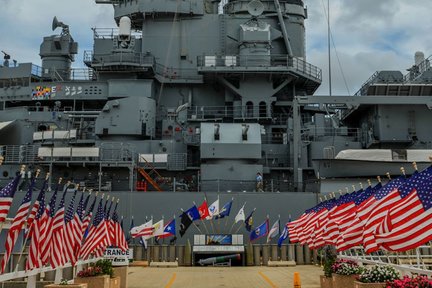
197 54 322 81
354 71 379 96
84 50 155 67
303 127 362 141
31 64 42 78
91 27 142 39
69 68 98 80
199 179 320 193
36 67 98 81
1 143 136 165
186 105 273 120
403 55 432 82
261 135 288 144
154 64 202 80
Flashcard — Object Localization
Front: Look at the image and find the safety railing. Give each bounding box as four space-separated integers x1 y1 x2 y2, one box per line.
186 105 273 121
31 64 42 78
340 245 432 277
84 50 155 67
403 55 432 82
198 179 320 193
303 127 362 141
154 63 202 81
197 54 322 81
91 27 142 39
354 71 380 96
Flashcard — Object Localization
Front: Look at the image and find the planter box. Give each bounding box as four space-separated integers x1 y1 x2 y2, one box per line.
110 276 120 288
332 274 357 288
320 275 333 288
113 267 128 288
74 275 110 288
354 281 386 288
45 285 87 288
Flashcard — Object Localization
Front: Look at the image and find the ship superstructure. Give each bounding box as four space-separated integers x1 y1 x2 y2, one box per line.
0 0 431 201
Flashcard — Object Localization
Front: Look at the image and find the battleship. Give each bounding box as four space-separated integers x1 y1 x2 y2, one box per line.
0 0 432 249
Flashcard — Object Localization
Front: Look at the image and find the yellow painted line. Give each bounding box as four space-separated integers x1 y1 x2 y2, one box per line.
165 273 176 288
259 271 278 288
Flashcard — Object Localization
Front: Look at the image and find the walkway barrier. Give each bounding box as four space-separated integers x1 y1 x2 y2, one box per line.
339 245 432 277
0 257 102 288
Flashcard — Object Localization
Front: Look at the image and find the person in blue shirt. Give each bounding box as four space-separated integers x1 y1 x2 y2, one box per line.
256 172 263 192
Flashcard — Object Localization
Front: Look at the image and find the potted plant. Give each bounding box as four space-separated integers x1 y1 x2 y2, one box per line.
74 264 110 288
386 275 432 287
45 279 88 288
320 246 337 288
354 265 400 288
93 259 120 288
331 259 363 288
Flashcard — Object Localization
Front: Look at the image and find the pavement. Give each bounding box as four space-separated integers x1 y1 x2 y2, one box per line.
128 265 322 288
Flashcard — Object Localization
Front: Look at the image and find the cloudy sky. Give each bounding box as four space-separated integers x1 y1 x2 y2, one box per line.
1 0 432 95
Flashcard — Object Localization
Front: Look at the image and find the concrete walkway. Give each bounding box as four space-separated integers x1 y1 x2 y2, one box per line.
128 265 322 288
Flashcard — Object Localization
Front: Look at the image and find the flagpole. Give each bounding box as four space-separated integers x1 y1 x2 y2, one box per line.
210 218 216 234
209 196 217 234
224 197 234 228
15 169 43 272
217 195 220 233
193 201 209 234
230 202 245 234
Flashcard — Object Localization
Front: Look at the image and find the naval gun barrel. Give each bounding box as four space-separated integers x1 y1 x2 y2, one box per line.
198 254 241 266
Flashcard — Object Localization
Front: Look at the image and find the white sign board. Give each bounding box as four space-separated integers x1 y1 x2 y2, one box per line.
104 248 133 266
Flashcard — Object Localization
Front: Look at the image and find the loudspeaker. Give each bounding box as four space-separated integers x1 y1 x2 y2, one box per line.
52 16 67 31
247 0 264 17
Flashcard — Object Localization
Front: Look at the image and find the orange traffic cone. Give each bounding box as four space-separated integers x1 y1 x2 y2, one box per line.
293 272 301 288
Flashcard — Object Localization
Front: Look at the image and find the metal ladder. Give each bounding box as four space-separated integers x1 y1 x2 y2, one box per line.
136 160 164 192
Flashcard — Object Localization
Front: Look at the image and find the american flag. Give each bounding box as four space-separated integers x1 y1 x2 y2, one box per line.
80 197 108 259
108 202 118 246
71 193 85 265
26 180 47 271
0 173 22 223
81 194 97 238
374 166 432 251
63 189 77 265
0 177 36 273
49 185 68 268
338 178 404 252
111 205 128 251
299 199 336 246
40 183 60 265
361 169 431 253
26 179 49 236
325 185 379 250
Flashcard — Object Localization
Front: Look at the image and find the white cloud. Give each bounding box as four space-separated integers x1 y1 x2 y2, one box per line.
1 0 431 96
305 0 432 95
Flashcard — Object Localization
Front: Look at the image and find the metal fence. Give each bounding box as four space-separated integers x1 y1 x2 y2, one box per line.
196 54 322 81
340 246 432 277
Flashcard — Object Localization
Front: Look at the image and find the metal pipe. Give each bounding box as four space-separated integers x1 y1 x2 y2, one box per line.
274 0 293 57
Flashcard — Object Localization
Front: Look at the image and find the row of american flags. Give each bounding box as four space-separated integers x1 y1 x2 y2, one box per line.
288 165 432 253
0 170 128 274
129 195 291 246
